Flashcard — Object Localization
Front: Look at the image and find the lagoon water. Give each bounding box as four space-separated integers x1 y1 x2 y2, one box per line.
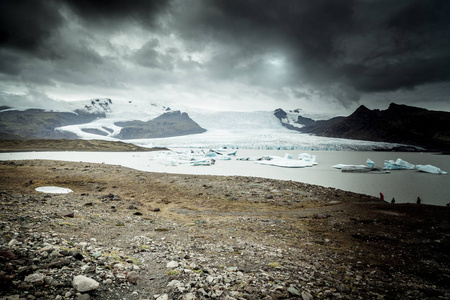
1 150 449 206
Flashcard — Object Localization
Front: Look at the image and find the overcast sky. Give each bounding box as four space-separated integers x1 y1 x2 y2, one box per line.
1 0 450 113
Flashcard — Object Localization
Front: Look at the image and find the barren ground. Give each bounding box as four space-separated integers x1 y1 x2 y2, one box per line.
0 159 449 300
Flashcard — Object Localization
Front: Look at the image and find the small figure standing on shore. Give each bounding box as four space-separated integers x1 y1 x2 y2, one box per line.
380 192 384 201
391 197 395 204
417 197 421 204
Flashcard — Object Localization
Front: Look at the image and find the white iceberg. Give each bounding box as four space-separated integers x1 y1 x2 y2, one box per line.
190 158 215 166
259 153 317 168
35 186 73 194
384 158 415 170
298 153 318 165
416 165 448 175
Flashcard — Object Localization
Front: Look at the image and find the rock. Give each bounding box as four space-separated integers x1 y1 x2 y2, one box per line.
182 293 196 300
166 261 179 268
24 273 45 285
73 252 84 260
302 291 313 300
77 294 90 300
153 208 161 212
127 271 139 284
72 275 99 292
156 294 168 300
0 250 17 260
0 295 20 300
288 286 301 296
7 239 19 247
167 280 181 287
64 212 75 218
41 258 71 269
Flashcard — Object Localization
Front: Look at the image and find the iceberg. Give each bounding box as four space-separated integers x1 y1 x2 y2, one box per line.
332 158 389 173
384 158 415 170
190 158 215 166
416 165 448 175
298 153 318 165
332 164 367 170
258 153 317 168
340 166 389 174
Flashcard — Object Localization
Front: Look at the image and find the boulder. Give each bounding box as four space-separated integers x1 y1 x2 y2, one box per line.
72 275 99 292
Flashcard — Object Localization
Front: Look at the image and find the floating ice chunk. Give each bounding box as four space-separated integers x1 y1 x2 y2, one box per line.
259 158 309 168
366 158 375 168
190 158 215 166
416 165 448 174
284 153 293 159
259 154 316 168
383 158 415 170
214 155 232 160
298 153 318 165
205 151 218 157
236 156 271 161
332 164 366 170
35 186 73 194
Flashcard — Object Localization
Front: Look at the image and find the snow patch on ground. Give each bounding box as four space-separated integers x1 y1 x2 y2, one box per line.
35 186 73 194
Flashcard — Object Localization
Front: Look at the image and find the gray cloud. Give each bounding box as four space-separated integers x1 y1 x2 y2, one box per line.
0 0 449 112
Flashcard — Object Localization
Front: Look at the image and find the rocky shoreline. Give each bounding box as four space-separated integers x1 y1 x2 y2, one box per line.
1 160 449 299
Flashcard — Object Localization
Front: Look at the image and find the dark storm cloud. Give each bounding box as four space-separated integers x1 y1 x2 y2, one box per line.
62 0 170 30
0 0 62 54
0 0 170 55
171 0 450 101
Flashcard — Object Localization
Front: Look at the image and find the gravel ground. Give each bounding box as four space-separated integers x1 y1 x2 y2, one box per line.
1 160 449 300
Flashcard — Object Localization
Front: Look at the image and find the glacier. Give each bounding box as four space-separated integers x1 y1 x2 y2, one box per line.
54 100 411 151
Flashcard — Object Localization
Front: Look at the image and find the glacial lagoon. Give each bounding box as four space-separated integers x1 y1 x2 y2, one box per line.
1 150 449 206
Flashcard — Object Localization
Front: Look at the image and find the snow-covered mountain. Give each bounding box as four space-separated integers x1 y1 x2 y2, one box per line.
0 98 414 151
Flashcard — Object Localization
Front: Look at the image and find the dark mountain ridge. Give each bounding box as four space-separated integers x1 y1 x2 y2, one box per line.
298 103 450 151
0 108 105 139
0 101 206 140
114 110 206 139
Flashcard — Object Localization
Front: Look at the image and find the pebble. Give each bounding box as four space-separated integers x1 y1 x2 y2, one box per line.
166 261 179 268
24 273 45 285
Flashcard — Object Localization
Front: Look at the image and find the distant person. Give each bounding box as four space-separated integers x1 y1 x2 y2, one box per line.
391 198 395 204
379 192 384 201
447 202 450 207
417 197 421 204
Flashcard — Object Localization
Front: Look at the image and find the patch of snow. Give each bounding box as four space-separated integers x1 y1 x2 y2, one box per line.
35 186 73 194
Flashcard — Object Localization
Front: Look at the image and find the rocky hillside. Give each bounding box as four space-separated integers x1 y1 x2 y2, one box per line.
279 103 450 151
0 100 206 141
0 109 104 140
114 111 206 139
